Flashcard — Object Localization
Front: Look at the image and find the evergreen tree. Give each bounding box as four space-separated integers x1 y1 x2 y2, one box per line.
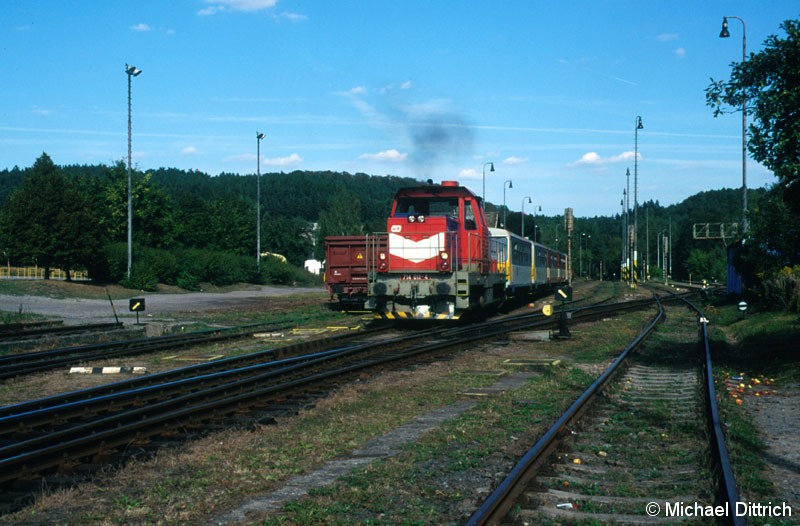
0 153 104 279
316 189 365 260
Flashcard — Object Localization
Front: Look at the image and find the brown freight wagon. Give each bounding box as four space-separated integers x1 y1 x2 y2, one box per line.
324 234 387 310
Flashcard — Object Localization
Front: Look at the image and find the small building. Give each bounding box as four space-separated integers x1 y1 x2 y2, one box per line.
304 259 322 275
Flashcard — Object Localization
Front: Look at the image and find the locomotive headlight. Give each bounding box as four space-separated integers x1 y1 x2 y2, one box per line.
437 251 450 272
378 252 387 260
377 251 388 271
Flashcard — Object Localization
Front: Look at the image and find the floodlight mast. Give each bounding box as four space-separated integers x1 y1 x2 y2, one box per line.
126 63 141 279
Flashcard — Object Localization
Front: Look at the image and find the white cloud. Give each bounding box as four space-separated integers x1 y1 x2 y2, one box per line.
502 156 528 165
131 23 151 32
675 47 686 59
571 150 639 167
181 146 198 155
458 168 481 180
277 12 307 22
359 149 407 162
264 152 302 167
577 152 601 164
199 0 277 15
655 33 678 42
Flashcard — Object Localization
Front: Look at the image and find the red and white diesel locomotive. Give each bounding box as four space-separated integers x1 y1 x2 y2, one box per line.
365 181 504 319
361 180 567 319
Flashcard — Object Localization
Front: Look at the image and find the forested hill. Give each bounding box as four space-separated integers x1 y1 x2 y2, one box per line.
0 158 765 285
0 161 421 266
144 168 420 234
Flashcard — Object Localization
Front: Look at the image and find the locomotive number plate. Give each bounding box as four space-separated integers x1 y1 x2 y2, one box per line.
400 274 431 281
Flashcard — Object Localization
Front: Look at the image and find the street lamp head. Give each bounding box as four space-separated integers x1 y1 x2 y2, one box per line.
506 180 513 189
125 64 141 77
489 162 495 172
256 132 265 140
526 196 532 204
636 116 643 130
720 17 730 38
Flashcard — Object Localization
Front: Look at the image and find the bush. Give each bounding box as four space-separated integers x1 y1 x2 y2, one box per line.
176 270 202 291
99 244 319 290
262 257 295 285
121 264 159 291
101 242 128 283
762 266 800 312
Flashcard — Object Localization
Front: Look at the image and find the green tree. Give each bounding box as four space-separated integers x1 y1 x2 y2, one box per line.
207 197 254 255
684 248 726 283
706 18 800 211
742 186 800 272
104 164 177 249
265 216 314 266
315 189 365 260
0 153 105 279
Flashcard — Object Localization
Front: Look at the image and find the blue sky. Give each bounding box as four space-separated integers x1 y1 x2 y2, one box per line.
2 1 798 217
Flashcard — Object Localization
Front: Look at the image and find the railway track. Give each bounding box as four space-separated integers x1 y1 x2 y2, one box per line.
0 322 297 381
466 298 743 525
0 297 659 514
0 321 123 341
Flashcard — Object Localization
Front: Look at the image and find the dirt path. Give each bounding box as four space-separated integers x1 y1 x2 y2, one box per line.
744 386 800 516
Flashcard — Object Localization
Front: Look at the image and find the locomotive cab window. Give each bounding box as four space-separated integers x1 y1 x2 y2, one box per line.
395 197 458 219
464 198 477 230
394 199 429 217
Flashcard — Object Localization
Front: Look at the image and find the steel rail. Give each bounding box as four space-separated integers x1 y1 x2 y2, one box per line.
465 298 665 525
0 324 391 420
0 298 659 423
685 298 745 526
0 313 550 441
0 322 118 341
0 296 670 508
0 298 648 489
0 312 562 485
0 322 295 381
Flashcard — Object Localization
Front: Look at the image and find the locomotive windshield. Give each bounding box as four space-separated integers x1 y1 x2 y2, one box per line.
394 197 459 219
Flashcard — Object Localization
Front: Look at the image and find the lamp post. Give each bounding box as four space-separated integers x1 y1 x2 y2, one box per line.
720 16 748 233
502 180 513 227
625 170 631 287
125 63 141 279
620 195 625 282
580 233 590 278
633 116 643 285
521 196 531 238
256 132 265 266
482 162 494 210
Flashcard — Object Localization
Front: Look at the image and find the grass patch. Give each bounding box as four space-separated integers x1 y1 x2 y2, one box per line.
0 308 47 324
706 299 798 526
706 300 800 385
263 366 592 526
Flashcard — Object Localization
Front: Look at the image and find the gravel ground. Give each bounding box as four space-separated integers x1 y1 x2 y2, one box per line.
744 386 800 516
0 286 324 325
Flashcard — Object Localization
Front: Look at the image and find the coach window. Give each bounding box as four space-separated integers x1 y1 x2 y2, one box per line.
464 199 477 230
